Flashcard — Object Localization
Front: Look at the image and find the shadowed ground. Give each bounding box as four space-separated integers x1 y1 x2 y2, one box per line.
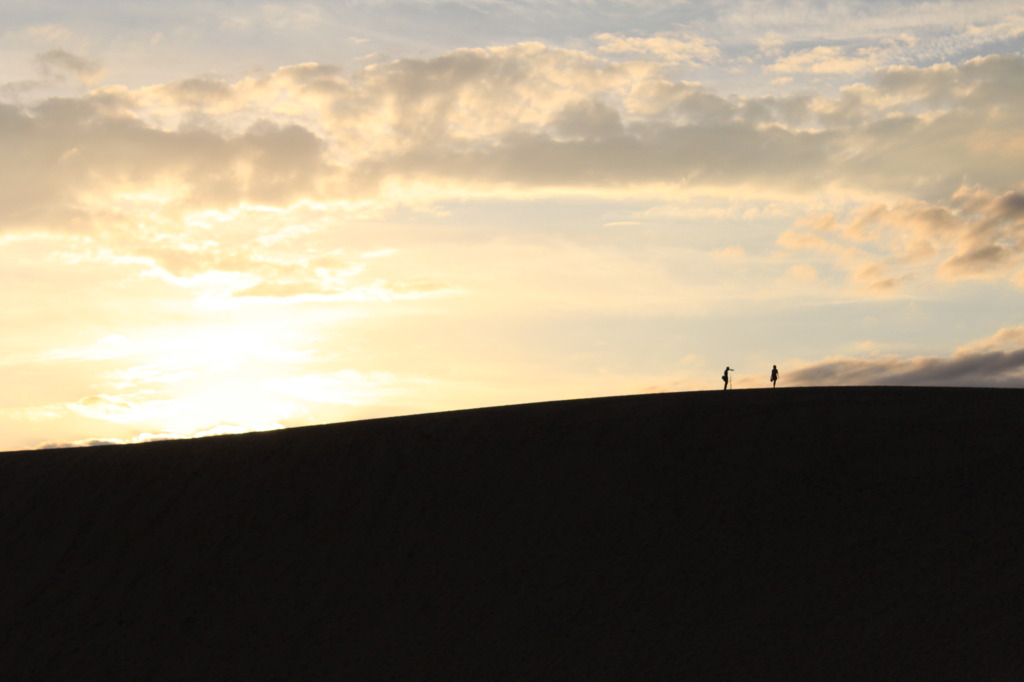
2 386 1024 679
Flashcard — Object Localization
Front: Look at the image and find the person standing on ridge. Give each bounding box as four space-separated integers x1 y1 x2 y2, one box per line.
722 367 733 390
770 365 779 388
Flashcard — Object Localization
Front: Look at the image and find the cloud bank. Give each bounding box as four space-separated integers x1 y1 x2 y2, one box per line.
2 49 1021 213
2 47 1021 297
790 326 1024 388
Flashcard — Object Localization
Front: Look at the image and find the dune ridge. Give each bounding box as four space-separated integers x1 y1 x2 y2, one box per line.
2 386 1024 679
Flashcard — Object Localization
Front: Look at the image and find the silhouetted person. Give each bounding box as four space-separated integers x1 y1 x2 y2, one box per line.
770 365 779 388
722 366 733 390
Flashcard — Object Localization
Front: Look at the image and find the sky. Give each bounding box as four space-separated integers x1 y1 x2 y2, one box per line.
2 0 1024 450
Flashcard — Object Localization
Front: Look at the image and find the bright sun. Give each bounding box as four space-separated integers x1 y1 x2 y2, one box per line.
98 322 314 437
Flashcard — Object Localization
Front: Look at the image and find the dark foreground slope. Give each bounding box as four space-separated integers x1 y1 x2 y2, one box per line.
3 387 1024 680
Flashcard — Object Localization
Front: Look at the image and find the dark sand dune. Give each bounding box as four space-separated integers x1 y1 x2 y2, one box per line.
3 386 1024 679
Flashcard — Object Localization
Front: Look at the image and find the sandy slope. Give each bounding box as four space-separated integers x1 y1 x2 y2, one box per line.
2 387 1024 679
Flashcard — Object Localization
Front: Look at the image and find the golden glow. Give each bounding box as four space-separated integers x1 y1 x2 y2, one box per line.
3 5 1024 451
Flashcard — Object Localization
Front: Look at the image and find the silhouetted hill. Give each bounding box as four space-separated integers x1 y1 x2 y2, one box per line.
2 387 1024 679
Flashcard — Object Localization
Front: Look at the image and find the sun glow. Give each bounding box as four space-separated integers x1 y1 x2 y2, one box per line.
175 380 299 432
65 321 334 438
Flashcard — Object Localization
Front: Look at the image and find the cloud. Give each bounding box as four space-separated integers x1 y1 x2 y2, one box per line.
160 77 235 108
790 348 1024 387
229 278 454 302
34 49 104 84
0 95 334 232
223 2 322 30
66 393 157 423
852 262 908 291
594 31 720 66
785 263 819 283
36 437 129 449
714 0 1024 63
31 424 282 449
767 45 885 75
124 234 365 293
548 98 624 139
2 45 1024 297
347 120 838 195
960 324 1024 352
963 12 1024 45
778 183 1024 290
7 48 1024 214
33 432 184 449
789 324 1024 387
328 50 1024 202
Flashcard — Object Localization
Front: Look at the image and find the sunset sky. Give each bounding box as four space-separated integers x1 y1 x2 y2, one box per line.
3 0 1024 450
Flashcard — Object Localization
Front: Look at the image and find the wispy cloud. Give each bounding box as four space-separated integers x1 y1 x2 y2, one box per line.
778 183 1024 292
595 30 720 66
35 48 104 83
766 45 889 75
